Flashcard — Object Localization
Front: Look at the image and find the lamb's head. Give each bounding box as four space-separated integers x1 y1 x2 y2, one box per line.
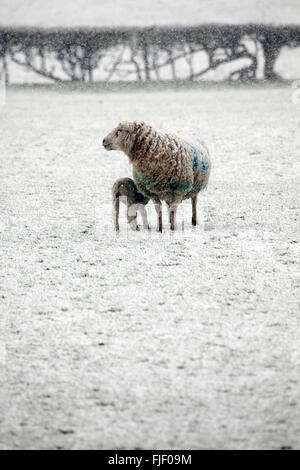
102 121 147 155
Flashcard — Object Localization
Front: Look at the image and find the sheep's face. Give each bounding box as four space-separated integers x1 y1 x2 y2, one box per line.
102 122 133 152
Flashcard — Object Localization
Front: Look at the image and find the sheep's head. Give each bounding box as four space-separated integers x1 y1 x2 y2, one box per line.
102 121 146 155
102 122 133 153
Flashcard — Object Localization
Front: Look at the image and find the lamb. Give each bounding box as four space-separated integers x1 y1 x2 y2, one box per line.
112 177 149 231
103 121 211 231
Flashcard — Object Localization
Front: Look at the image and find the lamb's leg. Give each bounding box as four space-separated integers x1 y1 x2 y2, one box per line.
192 195 197 226
154 202 162 232
127 203 139 230
113 194 120 231
140 206 150 230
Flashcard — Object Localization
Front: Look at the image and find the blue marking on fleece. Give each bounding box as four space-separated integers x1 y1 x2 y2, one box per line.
192 153 199 170
192 145 209 172
201 154 209 172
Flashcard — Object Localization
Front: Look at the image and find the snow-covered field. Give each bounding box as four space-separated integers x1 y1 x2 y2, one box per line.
0 84 299 450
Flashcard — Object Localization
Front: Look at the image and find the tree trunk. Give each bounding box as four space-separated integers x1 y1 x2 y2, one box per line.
2 54 9 85
261 41 280 80
142 42 150 81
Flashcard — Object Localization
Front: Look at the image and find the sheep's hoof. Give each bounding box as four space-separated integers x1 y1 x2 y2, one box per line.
129 223 140 231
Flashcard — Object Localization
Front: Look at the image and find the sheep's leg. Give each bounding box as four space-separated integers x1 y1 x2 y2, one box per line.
168 204 177 231
192 195 198 226
154 202 162 232
114 194 120 231
158 208 162 232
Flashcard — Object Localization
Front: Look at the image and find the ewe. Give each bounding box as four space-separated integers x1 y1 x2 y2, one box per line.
103 121 211 231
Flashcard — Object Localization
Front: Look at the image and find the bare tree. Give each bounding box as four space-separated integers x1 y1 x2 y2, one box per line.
1 25 299 84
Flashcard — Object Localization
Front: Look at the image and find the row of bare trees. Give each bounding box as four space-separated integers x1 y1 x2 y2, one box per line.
0 24 299 83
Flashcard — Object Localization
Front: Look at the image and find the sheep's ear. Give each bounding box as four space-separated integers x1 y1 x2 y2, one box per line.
118 121 126 131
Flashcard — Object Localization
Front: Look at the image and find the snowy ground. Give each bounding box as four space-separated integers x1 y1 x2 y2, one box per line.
0 84 299 450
